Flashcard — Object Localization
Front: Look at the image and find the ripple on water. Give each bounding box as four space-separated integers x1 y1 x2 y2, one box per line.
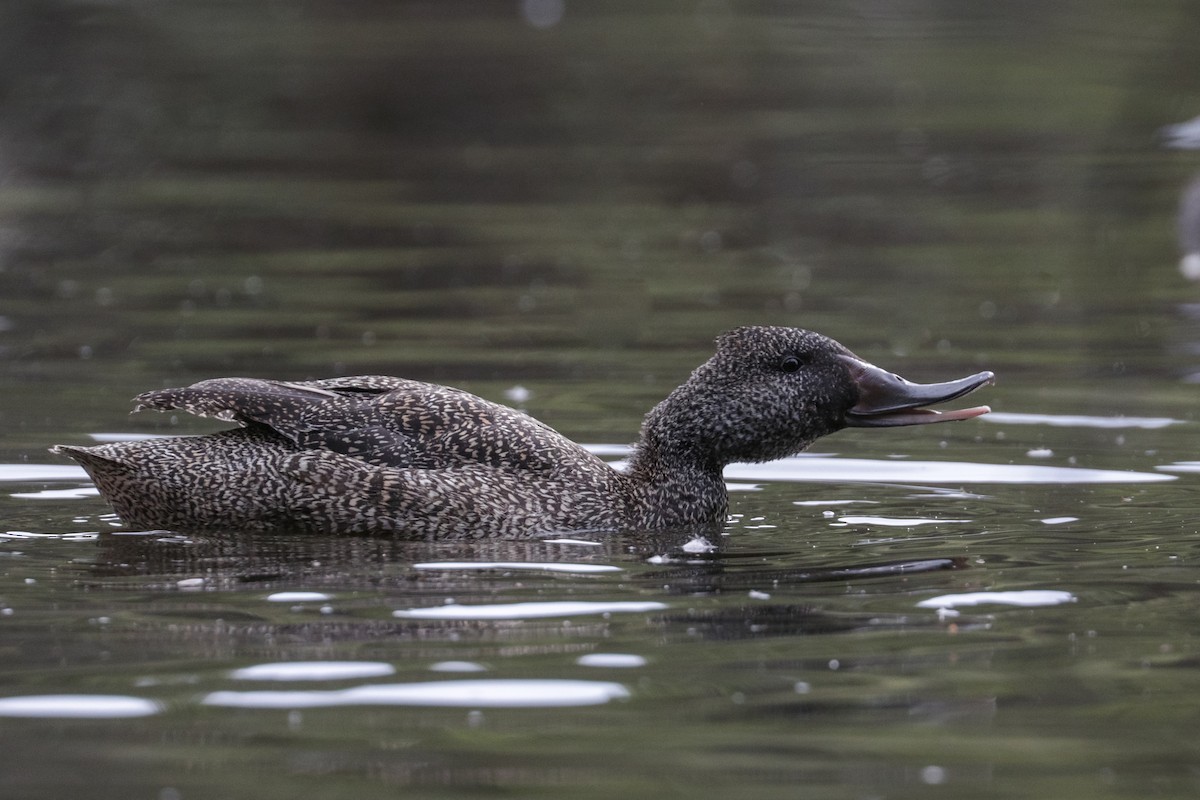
87 433 171 442
230 662 397 681
0 464 90 482
0 694 162 719
1 531 99 541
392 600 667 620
203 679 630 708
1157 461 1200 474
980 412 1183 429
834 516 970 527
413 561 622 574
265 592 332 603
10 486 99 499
916 590 1077 609
429 661 489 673
576 653 648 668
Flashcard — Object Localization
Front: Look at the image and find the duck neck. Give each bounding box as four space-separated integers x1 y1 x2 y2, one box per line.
624 422 729 529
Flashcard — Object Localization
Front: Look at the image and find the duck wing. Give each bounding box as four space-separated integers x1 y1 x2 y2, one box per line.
132 375 415 420
132 376 419 466
132 376 603 475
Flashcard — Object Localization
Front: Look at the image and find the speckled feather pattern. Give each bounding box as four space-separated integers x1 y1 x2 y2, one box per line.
55 327 866 537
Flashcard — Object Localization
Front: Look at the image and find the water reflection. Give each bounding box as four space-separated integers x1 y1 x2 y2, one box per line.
0 695 163 719
230 661 396 680
9 486 98 499
3 1 1200 794
1177 174 1200 280
429 661 488 673
392 601 667 620
79 528 636 584
1161 119 1200 384
1162 116 1200 279
915 590 1077 609
833 515 970 526
412 561 622 574
265 591 333 603
0 464 88 481
1161 116 1200 149
203 678 630 709
980 411 1182 429
575 653 646 668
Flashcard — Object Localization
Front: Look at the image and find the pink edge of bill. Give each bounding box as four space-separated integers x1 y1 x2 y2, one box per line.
867 404 991 427
937 404 992 422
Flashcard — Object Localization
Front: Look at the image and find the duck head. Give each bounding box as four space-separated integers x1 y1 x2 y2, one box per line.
638 326 993 468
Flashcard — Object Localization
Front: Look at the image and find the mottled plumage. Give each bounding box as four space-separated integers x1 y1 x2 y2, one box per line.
54 327 993 537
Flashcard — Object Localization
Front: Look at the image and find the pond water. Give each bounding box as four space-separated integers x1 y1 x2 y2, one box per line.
3 2 1200 798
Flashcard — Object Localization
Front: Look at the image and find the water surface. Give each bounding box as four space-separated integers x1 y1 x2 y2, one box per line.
3 2 1200 798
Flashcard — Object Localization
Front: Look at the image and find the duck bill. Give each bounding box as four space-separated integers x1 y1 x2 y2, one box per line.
839 355 994 428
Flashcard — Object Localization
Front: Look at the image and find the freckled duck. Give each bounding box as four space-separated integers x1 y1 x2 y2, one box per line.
53 326 993 537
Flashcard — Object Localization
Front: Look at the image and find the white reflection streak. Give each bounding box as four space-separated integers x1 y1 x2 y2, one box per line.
1157 462 1200 473
266 592 332 603
10 486 100 499
0 465 90 482
203 679 629 709
231 662 396 681
88 433 173 442
917 590 1077 609
837 516 970 527
1 531 99 541
981 412 1181 429
576 653 647 668
393 600 666 620
413 561 621 574
0 694 162 718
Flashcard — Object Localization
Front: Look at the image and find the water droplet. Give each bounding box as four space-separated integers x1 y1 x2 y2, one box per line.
520 0 564 29
920 765 947 785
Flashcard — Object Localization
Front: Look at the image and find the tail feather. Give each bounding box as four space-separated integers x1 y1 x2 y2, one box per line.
132 378 341 422
50 444 133 474
129 376 415 424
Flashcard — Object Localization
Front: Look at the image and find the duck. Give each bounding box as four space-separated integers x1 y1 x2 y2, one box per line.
53 326 993 538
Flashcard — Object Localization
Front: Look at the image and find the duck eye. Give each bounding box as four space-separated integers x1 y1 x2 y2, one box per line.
780 355 803 373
